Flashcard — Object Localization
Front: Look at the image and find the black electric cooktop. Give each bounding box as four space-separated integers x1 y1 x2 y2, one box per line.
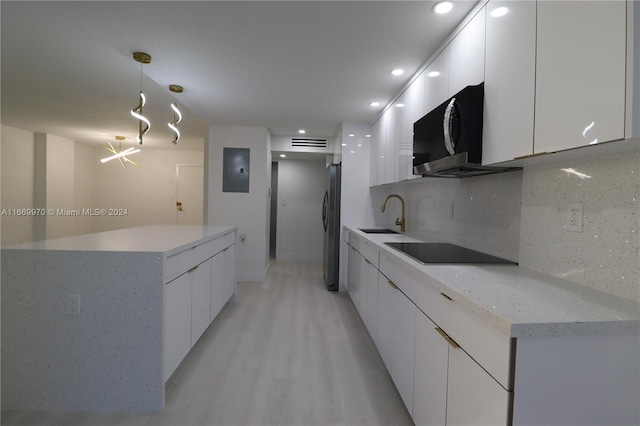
384 242 517 265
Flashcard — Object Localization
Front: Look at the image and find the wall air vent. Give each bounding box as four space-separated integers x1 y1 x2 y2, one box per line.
290 137 328 149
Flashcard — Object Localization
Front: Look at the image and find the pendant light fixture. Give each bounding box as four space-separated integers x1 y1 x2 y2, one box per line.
101 136 141 169
168 84 183 144
130 52 151 144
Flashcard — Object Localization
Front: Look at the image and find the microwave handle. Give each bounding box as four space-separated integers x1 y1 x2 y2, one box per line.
443 97 457 156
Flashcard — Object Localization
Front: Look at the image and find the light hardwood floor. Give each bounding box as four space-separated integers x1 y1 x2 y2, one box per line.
2 261 413 426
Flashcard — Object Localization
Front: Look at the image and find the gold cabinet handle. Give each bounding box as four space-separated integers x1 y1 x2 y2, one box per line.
365 259 372 265
187 265 199 273
440 292 452 301
513 151 549 160
435 327 459 349
387 280 399 290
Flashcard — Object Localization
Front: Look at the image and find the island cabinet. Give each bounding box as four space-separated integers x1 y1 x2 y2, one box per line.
164 229 237 381
1 224 237 412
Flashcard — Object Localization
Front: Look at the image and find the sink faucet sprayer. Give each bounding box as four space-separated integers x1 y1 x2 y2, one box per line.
381 194 406 232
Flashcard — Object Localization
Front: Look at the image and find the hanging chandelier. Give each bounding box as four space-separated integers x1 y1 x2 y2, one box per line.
168 84 183 144
130 52 151 144
100 136 140 168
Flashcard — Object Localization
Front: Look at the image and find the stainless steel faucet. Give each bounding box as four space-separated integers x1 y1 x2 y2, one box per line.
381 194 406 232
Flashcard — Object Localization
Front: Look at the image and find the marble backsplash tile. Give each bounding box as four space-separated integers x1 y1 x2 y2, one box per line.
519 151 639 302
371 171 523 263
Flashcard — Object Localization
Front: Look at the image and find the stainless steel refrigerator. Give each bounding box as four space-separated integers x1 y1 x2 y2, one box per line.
322 163 341 291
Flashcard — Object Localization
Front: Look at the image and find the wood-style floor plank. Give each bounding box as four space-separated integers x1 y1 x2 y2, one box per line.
2 261 413 426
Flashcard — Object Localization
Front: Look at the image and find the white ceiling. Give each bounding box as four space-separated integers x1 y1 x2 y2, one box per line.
1 1 477 151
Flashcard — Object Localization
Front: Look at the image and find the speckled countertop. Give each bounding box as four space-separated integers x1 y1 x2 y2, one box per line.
2 224 237 257
346 226 640 338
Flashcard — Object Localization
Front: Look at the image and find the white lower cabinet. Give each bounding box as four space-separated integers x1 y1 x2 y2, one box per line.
446 335 510 426
192 258 213 346
165 232 237 382
209 251 226 323
413 310 448 426
165 273 193 380
378 277 416 414
364 263 379 344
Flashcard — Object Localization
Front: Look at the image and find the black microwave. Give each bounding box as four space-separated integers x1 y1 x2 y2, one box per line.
412 82 519 178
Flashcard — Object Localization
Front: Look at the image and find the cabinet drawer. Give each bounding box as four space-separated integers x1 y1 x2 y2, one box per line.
415 274 512 390
359 240 379 268
165 235 233 283
379 251 420 302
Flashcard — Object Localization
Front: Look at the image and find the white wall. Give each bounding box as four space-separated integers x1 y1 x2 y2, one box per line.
92 148 203 232
205 125 271 282
73 143 95 236
276 159 326 261
1 125 35 245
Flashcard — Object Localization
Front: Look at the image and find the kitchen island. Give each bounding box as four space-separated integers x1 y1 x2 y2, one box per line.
1 224 237 412
344 225 640 426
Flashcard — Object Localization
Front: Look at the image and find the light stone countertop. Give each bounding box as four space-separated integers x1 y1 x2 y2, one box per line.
2 224 237 257
346 226 640 338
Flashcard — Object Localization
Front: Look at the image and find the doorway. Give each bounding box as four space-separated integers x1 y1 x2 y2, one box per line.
269 162 278 259
176 164 204 225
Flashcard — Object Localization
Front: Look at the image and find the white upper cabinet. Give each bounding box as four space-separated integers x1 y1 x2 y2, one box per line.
370 115 386 186
394 91 413 182
482 0 537 165
448 6 486 97
405 72 426 179
534 0 626 153
384 106 399 184
424 47 450 114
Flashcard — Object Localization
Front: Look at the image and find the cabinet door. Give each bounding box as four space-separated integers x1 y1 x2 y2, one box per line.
209 251 225 323
357 254 368 322
370 115 387 186
224 244 236 302
347 246 360 310
446 341 510 426
413 309 448 426
483 0 536 165
424 47 450 113
406 72 426 179
365 265 379 344
394 91 412 182
376 277 395 371
449 6 486 96
191 258 212 346
391 285 416 415
534 1 626 153
384 107 398 184
165 273 192 380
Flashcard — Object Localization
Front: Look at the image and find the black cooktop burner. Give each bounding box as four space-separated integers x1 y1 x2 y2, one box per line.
384 242 517 265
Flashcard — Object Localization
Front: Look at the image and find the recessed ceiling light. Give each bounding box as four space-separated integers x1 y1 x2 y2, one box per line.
342 143 347 146
427 71 441 78
490 7 509 18
280 154 286 158
365 134 371 138
298 129 306 134
357 143 362 147
348 134 355 137
370 101 380 107
395 103 405 108
433 1 453 14
390 68 405 76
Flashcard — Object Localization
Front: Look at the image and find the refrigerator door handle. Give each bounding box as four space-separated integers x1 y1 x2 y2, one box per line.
322 191 329 231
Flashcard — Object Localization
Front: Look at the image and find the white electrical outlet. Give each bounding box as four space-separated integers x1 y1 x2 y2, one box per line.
67 294 81 315
567 203 583 232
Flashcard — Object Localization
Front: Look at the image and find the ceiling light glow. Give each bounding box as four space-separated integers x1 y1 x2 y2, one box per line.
395 103 405 108
280 154 286 158
370 101 380 107
427 71 441 78
298 129 306 134
433 1 453 14
348 134 355 137
391 69 405 76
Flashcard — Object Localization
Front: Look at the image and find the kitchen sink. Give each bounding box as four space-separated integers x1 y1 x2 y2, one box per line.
358 228 399 234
